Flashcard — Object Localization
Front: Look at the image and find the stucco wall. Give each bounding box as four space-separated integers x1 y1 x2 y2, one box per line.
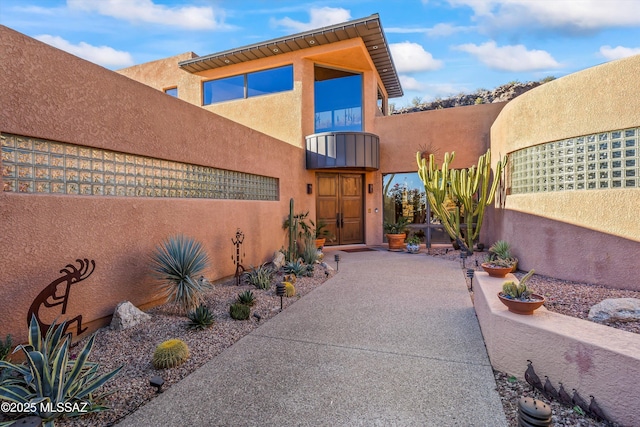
0 25 314 343
489 55 640 288
475 272 640 426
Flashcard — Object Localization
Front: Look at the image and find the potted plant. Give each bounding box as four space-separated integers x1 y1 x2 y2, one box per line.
498 269 545 315
309 219 333 249
488 240 518 272
383 216 410 251
481 240 518 277
406 235 421 254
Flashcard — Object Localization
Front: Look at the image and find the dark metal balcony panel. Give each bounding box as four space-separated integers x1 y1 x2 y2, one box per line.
305 132 379 171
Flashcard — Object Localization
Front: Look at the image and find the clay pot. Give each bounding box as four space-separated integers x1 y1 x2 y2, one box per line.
481 262 513 278
386 233 406 251
315 238 326 249
498 293 546 315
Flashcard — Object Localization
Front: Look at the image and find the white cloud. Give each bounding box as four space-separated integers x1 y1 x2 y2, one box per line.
35 34 134 68
399 75 426 91
272 7 351 32
455 41 560 72
390 42 443 73
447 0 640 32
386 23 472 37
600 45 640 61
67 0 225 30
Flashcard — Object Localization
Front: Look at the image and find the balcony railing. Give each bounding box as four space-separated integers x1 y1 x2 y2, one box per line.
305 131 379 170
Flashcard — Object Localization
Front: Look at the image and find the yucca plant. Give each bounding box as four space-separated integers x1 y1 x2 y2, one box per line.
186 304 214 330
150 234 211 313
0 316 123 426
243 263 274 290
236 290 255 306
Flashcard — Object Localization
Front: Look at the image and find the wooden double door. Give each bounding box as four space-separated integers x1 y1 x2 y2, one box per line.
316 173 364 245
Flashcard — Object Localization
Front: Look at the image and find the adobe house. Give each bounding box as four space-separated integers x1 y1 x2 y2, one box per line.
1 13 638 343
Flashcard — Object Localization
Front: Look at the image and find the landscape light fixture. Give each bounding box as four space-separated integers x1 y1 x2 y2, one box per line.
150 376 164 393
334 254 340 271
467 268 475 291
460 250 467 268
276 282 285 311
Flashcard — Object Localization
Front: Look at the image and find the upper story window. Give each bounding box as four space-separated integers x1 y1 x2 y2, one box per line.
164 87 178 97
314 66 362 133
203 65 293 105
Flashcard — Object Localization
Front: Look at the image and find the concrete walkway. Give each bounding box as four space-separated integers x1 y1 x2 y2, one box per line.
119 249 507 426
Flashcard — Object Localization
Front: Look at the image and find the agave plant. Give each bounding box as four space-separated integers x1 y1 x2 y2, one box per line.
236 290 256 307
300 233 319 266
243 263 274 290
0 316 123 426
150 234 211 313
283 260 314 277
186 304 214 330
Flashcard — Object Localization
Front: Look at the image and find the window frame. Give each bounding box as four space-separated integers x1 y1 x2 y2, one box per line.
202 64 293 106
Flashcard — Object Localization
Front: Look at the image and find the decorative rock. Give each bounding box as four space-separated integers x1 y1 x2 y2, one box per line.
272 251 286 269
111 301 151 330
588 298 640 323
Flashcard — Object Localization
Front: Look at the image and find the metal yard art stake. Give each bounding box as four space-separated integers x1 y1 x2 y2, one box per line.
232 228 246 285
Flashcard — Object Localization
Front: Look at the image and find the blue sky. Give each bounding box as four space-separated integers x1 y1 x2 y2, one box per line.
2 0 640 107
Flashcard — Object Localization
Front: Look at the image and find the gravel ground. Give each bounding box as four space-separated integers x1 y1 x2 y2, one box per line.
0 264 335 427
3 248 634 426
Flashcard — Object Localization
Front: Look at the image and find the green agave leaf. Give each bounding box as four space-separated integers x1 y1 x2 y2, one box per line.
0 383 32 402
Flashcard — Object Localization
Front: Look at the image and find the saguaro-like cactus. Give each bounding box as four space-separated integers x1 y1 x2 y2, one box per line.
417 148 507 253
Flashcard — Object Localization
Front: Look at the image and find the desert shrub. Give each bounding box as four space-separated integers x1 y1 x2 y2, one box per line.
236 290 255 306
229 303 250 320
0 316 123 425
187 303 214 330
243 263 274 290
150 234 211 313
152 339 190 369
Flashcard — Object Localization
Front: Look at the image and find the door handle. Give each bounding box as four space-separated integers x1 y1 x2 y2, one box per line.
340 213 344 228
336 213 341 228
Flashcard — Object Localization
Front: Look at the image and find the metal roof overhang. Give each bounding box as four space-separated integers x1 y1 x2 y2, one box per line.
178 14 403 98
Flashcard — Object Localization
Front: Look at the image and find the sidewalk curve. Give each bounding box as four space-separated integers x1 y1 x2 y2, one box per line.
118 249 507 426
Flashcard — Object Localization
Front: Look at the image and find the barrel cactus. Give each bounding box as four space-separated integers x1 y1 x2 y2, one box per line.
152 338 190 369
284 282 296 297
230 303 250 320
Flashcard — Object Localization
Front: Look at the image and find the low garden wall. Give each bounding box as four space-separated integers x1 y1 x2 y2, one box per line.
474 271 640 426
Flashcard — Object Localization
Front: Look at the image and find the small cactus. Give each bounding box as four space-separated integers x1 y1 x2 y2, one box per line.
502 269 535 300
237 290 256 306
152 339 190 369
230 303 250 320
284 282 296 297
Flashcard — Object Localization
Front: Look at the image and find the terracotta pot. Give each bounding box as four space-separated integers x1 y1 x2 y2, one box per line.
386 233 406 251
498 293 546 315
481 263 513 278
315 238 326 249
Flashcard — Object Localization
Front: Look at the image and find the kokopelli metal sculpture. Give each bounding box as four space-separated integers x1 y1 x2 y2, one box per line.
27 258 95 337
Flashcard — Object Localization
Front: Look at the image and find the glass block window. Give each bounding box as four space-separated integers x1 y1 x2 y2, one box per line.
509 127 639 194
1 134 279 200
